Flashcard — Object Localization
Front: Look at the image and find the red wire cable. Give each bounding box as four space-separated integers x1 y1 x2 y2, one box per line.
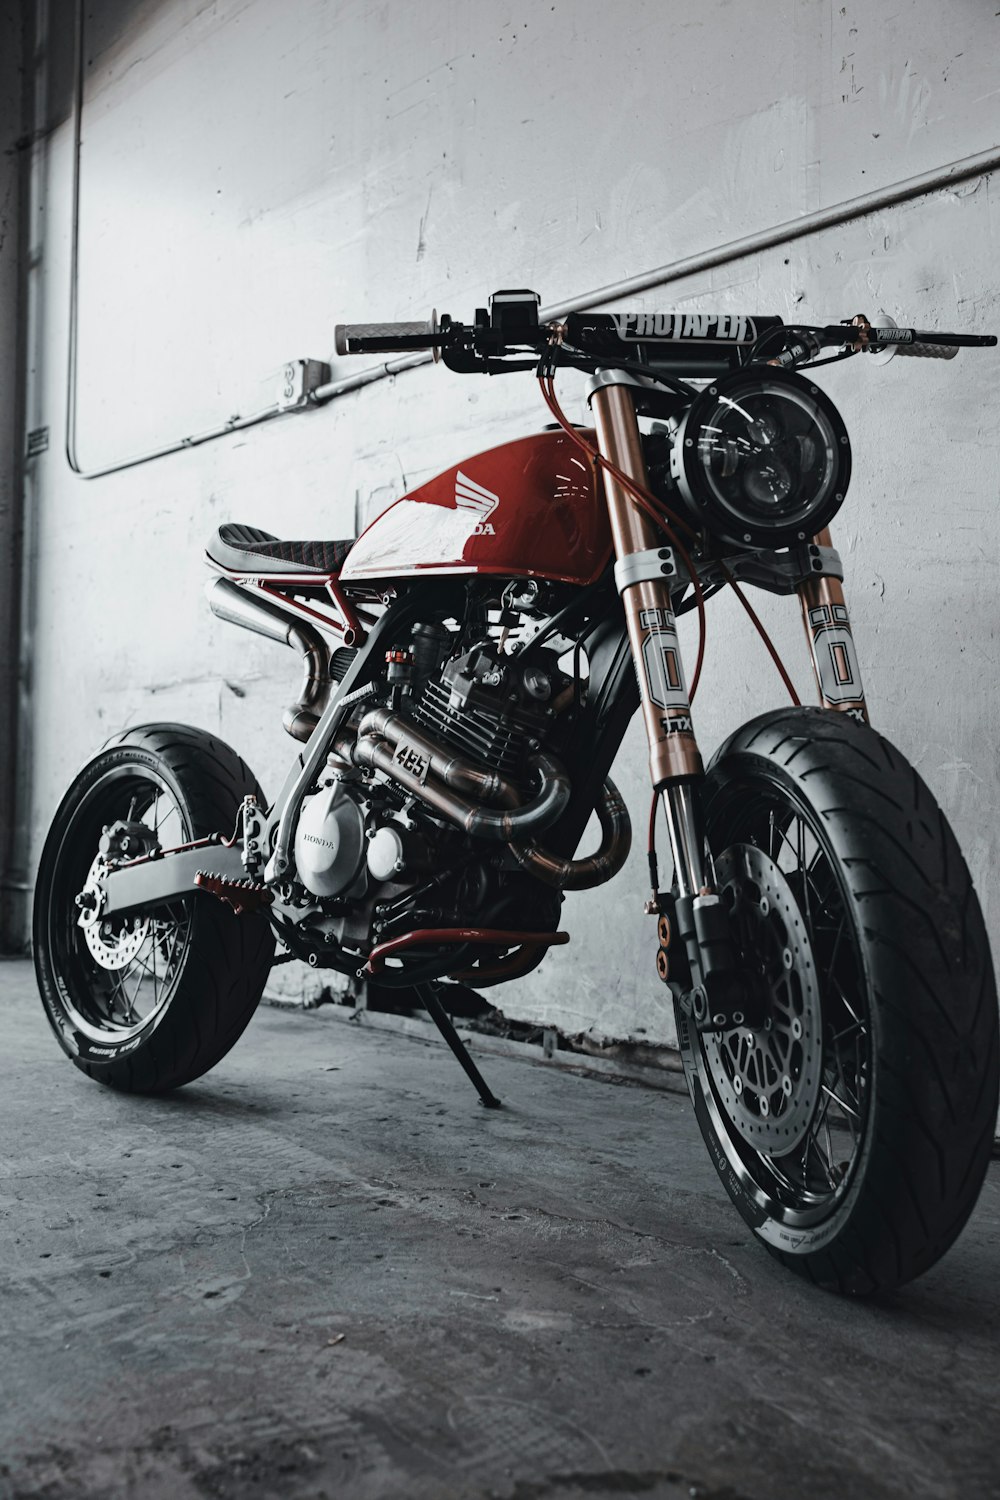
539 366 800 885
718 563 801 706
540 377 697 541
539 371 801 713
538 375 708 702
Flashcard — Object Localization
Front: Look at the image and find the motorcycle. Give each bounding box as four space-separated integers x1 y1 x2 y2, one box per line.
33 291 999 1295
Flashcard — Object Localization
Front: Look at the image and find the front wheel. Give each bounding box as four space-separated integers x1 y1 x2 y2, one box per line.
33 723 275 1092
676 707 999 1295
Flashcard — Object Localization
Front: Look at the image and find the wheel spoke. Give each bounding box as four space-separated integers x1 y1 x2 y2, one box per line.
820 1082 860 1122
150 921 159 1008
829 1017 863 1046
109 967 131 1021
807 1129 840 1192
795 817 813 929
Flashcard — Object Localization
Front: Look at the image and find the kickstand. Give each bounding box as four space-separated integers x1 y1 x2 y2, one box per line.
414 983 502 1109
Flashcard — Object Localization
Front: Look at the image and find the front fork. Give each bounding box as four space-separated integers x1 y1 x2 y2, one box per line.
588 377 868 1026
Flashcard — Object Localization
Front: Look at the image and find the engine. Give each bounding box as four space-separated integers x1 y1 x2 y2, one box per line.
272 583 629 983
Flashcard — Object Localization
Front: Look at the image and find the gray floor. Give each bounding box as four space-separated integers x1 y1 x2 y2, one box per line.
1 957 998 1500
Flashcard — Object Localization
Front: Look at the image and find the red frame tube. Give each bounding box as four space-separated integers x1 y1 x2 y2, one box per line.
366 926 569 976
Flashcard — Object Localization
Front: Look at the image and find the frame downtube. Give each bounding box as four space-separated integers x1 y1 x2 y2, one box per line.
797 527 869 723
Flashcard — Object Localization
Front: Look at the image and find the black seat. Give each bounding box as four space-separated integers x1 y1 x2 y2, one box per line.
207 524 355 577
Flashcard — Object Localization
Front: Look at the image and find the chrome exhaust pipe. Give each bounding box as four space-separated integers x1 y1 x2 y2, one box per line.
509 777 631 890
206 575 330 742
352 730 570 840
353 706 571 837
357 706 511 805
349 706 629 886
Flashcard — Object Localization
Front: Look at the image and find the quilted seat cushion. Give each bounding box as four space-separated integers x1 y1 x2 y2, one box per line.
207 524 355 576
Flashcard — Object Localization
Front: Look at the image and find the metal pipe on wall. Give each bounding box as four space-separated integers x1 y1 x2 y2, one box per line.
63 0 1000 478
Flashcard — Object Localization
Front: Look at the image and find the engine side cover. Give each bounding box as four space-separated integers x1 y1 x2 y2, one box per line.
294 784 367 898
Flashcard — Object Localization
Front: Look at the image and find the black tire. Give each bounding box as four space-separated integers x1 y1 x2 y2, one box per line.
676 706 999 1295
33 723 275 1093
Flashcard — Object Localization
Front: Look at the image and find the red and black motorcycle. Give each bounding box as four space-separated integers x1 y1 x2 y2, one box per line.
33 292 999 1294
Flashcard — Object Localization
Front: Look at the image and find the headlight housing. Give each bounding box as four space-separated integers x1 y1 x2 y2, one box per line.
669 368 851 548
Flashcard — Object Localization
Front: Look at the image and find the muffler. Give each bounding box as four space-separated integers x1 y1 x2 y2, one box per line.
206 575 330 742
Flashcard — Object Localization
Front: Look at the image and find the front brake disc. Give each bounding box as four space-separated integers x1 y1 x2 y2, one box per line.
702 844 824 1158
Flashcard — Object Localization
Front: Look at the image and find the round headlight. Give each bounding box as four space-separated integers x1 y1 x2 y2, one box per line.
669 368 851 548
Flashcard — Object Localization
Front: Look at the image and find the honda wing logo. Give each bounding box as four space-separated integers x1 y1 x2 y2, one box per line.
454 471 499 535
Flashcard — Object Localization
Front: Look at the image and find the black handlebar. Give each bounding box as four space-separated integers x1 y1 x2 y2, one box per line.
333 318 440 356
334 290 996 378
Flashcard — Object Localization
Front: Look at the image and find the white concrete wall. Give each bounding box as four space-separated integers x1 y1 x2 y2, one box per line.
16 0 1000 1045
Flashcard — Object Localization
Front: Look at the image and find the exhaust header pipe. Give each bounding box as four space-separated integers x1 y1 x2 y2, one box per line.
510 778 631 890
206 575 331 742
353 707 571 840
349 707 631 887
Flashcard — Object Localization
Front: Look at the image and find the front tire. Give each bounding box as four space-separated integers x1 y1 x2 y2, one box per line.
33 723 275 1093
676 707 999 1295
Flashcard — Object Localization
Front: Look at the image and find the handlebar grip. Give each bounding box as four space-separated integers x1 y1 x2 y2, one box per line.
892 340 959 359
334 319 438 356
868 324 995 355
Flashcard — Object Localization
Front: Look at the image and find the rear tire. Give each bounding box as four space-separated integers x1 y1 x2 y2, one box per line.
676 707 999 1295
33 723 275 1093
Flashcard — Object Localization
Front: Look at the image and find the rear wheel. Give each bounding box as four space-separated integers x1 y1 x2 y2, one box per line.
33 723 275 1092
677 707 999 1294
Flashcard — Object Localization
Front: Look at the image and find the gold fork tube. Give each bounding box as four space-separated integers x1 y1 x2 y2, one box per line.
796 527 869 722
590 383 704 785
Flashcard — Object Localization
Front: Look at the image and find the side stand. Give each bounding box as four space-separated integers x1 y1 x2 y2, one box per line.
414 983 502 1109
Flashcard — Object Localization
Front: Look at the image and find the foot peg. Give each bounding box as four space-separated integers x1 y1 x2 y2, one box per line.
195 870 274 916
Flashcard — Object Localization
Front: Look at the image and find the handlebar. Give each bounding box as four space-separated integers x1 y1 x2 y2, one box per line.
333 290 996 379
334 318 440 356
893 340 959 359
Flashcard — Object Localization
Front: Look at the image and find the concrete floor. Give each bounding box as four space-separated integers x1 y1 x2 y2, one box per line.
1 957 998 1500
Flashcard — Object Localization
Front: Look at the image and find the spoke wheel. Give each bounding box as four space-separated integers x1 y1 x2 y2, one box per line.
701 819 869 1227
50 769 194 1044
34 724 275 1093
676 707 998 1295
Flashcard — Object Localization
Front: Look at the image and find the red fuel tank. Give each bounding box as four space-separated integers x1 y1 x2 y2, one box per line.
339 430 612 586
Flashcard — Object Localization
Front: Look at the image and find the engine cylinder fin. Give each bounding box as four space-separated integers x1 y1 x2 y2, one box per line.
412 679 536 781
